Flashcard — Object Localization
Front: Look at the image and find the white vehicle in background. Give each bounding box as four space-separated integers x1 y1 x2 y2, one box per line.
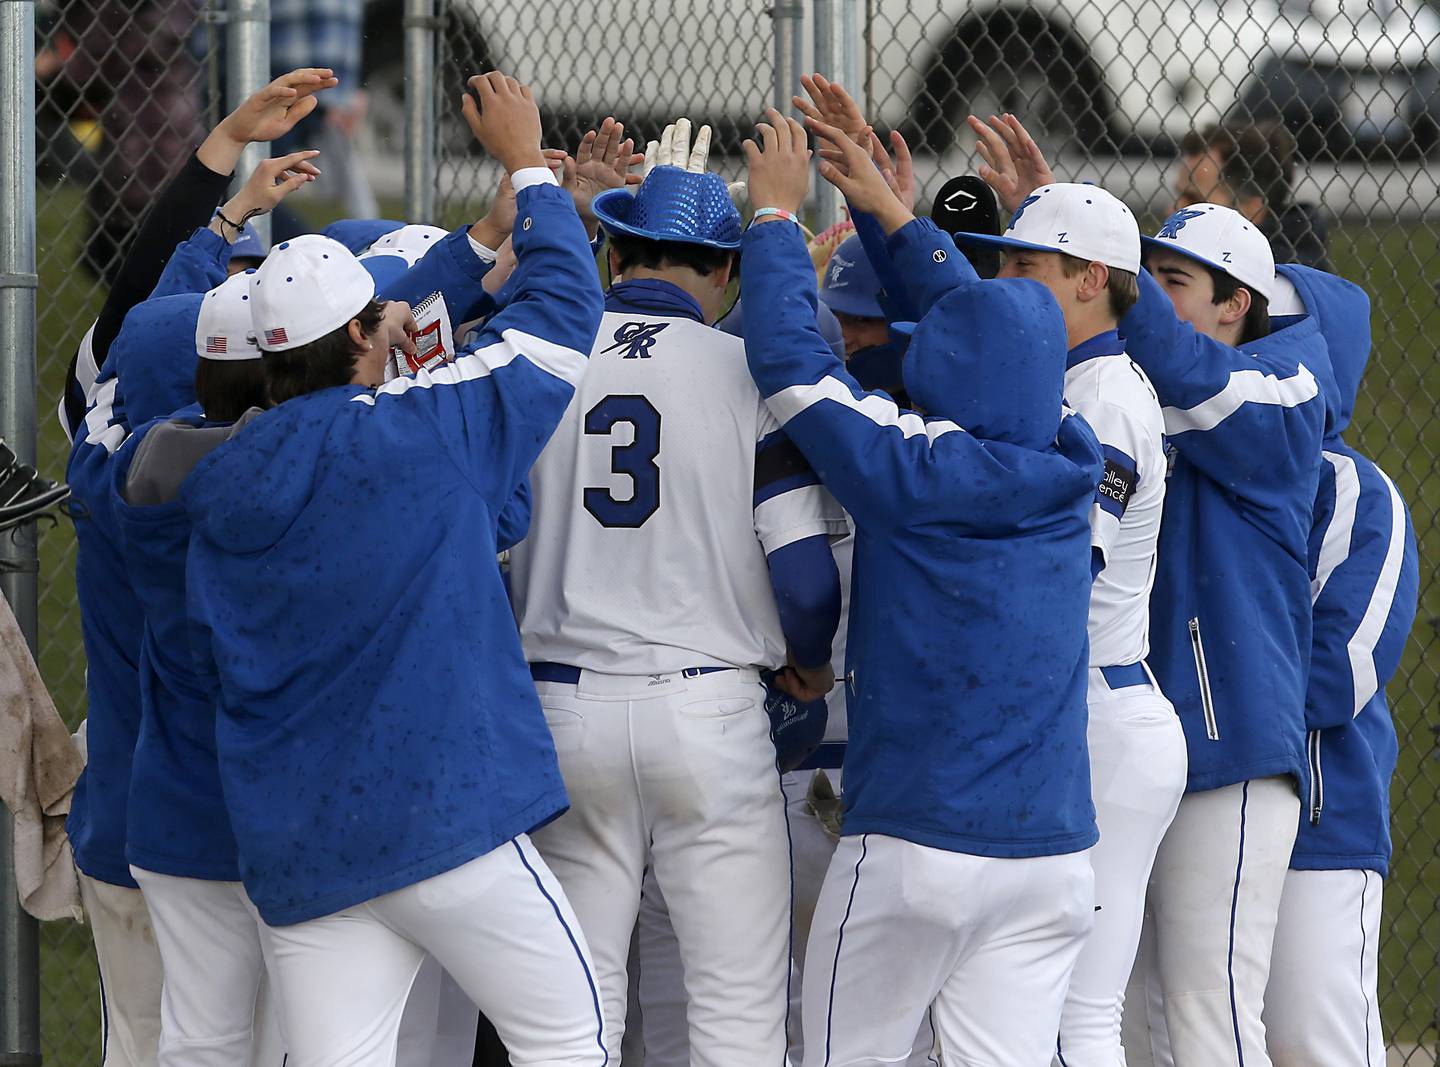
363 0 1440 158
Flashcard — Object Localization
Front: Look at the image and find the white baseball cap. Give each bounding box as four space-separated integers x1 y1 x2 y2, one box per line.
358 224 449 290
957 183 1140 274
249 235 376 352
1142 203 1275 303
195 272 261 362
365 224 448 256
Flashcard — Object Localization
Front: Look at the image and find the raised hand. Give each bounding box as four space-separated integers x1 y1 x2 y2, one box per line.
460 73 545 172
868 128 917 213
218 68 339 146
967 113 1056 216
642 117 717 175
210 150 322 240
742 107 812 217
481 237 517 296
197 68 337 177
794 73 869 146
805 116 913 234
543 117 644 236
470 172 516 252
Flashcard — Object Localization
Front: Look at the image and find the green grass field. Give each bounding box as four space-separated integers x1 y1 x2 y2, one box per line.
26 184 1440 1060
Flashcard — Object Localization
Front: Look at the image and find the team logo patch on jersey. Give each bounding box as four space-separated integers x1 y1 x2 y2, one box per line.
205 336 227 354
602 321 669 359
1099 454 1138 514
264 327 289 347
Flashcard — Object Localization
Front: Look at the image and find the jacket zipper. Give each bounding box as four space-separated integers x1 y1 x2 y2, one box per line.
1188 617 1219 740
1307 730 1324 825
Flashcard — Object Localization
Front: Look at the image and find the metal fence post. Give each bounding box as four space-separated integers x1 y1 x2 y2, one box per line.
813 0 836 226
772 2 803 118
226 0 271 244
0 0 43 1061
404 0 438 223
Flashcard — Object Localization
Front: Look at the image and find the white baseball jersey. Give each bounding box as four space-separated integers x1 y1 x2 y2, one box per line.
1064 334 1167 667
511 304 846 675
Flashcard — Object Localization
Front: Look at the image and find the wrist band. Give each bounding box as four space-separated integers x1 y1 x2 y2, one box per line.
750 207 800 227
216 207 265 235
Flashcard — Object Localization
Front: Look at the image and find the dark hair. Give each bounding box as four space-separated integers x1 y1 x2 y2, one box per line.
1058 254 1140 320
1209 267 1271 344
263 299 385 406
194 357 270 422
1181 122 1297 214
609 234 736 278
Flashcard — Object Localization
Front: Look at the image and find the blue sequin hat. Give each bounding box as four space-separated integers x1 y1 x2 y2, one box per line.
592 165 742 250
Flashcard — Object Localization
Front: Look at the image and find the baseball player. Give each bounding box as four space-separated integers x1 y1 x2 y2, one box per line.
507 115 845 1065
744 108 1103 1067
65 149 317 1067
624 230 920 1067
108 273 276 1067
956 177 1185 1067
181 73 607 1067
1118 206 1326 1066
799 79 1187 1064
1262 268 1419 1067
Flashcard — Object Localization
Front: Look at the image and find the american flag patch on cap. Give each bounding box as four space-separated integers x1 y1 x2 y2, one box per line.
205 336 227 354
264 327 289 347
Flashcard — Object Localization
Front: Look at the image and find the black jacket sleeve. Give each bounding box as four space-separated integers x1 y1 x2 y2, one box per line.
62 151 233 431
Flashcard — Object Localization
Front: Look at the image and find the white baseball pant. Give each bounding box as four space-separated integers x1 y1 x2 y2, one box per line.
395 957 480 1067
1146 776 1300 1067
129 867 283 1067
1120 909 1172 1067
633 867 689 1067
79 872 164 1067
631 771 938 1067
260 835 606 1067
1264 868 1385 1067
1054 669 1187 1067
802 833 1094 1067
529 667 792 1067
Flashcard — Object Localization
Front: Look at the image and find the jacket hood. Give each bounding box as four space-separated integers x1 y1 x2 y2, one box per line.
182 392 343 555
111 294 201 426
902 279 1067 449
1278 263 1370 435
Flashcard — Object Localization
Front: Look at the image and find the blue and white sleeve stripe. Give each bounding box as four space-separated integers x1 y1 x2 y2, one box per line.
1161 362 1319 436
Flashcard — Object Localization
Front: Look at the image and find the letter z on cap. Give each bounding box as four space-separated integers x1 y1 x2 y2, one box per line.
953 183 1141 274
249 234 377 352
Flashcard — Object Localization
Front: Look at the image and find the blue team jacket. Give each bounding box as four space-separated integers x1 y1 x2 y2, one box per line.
181 183 603 925
1119 269 1328 794
111 414 243 880
741 218 1102 858
65 230 234 888
1288 265 1419 875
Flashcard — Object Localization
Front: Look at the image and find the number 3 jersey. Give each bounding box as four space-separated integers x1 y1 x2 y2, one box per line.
510 279 846 675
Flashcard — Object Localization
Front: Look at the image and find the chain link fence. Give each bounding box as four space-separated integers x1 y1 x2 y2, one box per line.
17 0 1440 1061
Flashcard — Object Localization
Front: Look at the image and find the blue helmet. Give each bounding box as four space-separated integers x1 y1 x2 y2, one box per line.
819 235 884 319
